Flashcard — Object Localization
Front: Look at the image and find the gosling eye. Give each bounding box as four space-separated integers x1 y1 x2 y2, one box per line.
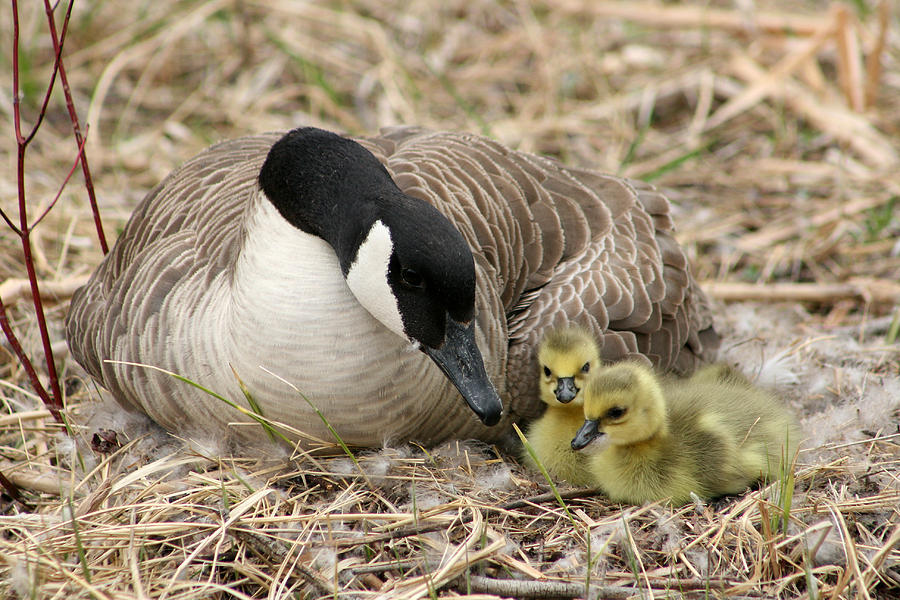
543 365 552 377
581 362 590 373
400 267 424 289
606 406 626 420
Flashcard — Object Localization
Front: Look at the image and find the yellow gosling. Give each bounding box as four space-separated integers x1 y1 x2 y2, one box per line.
522 326 600 486
572 362 799 505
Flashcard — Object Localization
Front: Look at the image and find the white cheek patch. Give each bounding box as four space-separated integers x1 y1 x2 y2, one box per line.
345 220 407 340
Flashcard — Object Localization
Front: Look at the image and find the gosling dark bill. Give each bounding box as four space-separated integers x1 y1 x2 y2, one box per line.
571 419 602 450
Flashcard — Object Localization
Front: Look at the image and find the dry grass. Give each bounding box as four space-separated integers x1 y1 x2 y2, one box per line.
1 0 899 598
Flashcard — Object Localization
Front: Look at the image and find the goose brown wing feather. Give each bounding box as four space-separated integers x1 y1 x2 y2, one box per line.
363 127 716 425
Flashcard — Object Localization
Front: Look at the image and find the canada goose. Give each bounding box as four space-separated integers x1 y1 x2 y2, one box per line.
66 126 718 448
521 327 600 485
571 362 798 505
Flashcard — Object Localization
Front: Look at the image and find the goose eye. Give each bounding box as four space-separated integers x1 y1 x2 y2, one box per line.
606 406 626 420
543 366 551 377
400 268 424 289
581 362 590 373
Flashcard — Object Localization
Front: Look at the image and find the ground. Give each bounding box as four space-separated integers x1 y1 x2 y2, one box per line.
0 1 898 598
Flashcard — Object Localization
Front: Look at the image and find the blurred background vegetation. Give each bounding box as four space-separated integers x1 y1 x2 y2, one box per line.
3 0 897 298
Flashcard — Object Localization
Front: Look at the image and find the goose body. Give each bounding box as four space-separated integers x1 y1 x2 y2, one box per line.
522 327 599 485
67 126 717 448
572 363 799 505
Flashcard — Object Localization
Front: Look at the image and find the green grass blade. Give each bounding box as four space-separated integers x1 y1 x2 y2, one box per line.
229 364 278 443
58 411 85 473
67 497 91 584
886 306 900 344
639 141 712 182
512 423 577 528
777 433 796 534
258 367 369 485
103 360 291 444
424 59 492 137
618 106 653 175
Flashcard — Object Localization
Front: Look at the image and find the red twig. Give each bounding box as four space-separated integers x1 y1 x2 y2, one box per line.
2 0 67 235
0 205 22 235
43 0 108 254
0 297 59 421
9 0 64 422
30 128 90 231
0 469 25 504
23 0 67 146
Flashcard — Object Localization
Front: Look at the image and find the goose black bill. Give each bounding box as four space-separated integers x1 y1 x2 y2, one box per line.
423 317 503 426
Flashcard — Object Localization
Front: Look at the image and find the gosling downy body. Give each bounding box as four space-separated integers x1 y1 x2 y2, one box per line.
522 327 599 485
572 363 798 505
67 127 717 449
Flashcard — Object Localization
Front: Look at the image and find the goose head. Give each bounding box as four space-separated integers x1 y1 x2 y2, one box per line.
571 362 666 451
537 326 600 407
258 127 502 426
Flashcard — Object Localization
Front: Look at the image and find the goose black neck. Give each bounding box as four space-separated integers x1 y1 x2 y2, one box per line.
258 127 396 273
258 127 477 329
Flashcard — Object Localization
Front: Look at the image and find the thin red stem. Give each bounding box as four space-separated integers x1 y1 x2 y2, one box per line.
9 0 64 421
0 297 58 421
0 206 22 235
12 0 23 144
43 0 108 254
31 128 89 231
24 0 65 147
0 469 25 504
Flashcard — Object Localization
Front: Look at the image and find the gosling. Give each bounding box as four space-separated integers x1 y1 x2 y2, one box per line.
521 326 600 486
571 362 799 505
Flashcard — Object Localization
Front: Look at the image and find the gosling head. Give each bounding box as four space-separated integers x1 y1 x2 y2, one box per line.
571 362 667 451
537 326 600 407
